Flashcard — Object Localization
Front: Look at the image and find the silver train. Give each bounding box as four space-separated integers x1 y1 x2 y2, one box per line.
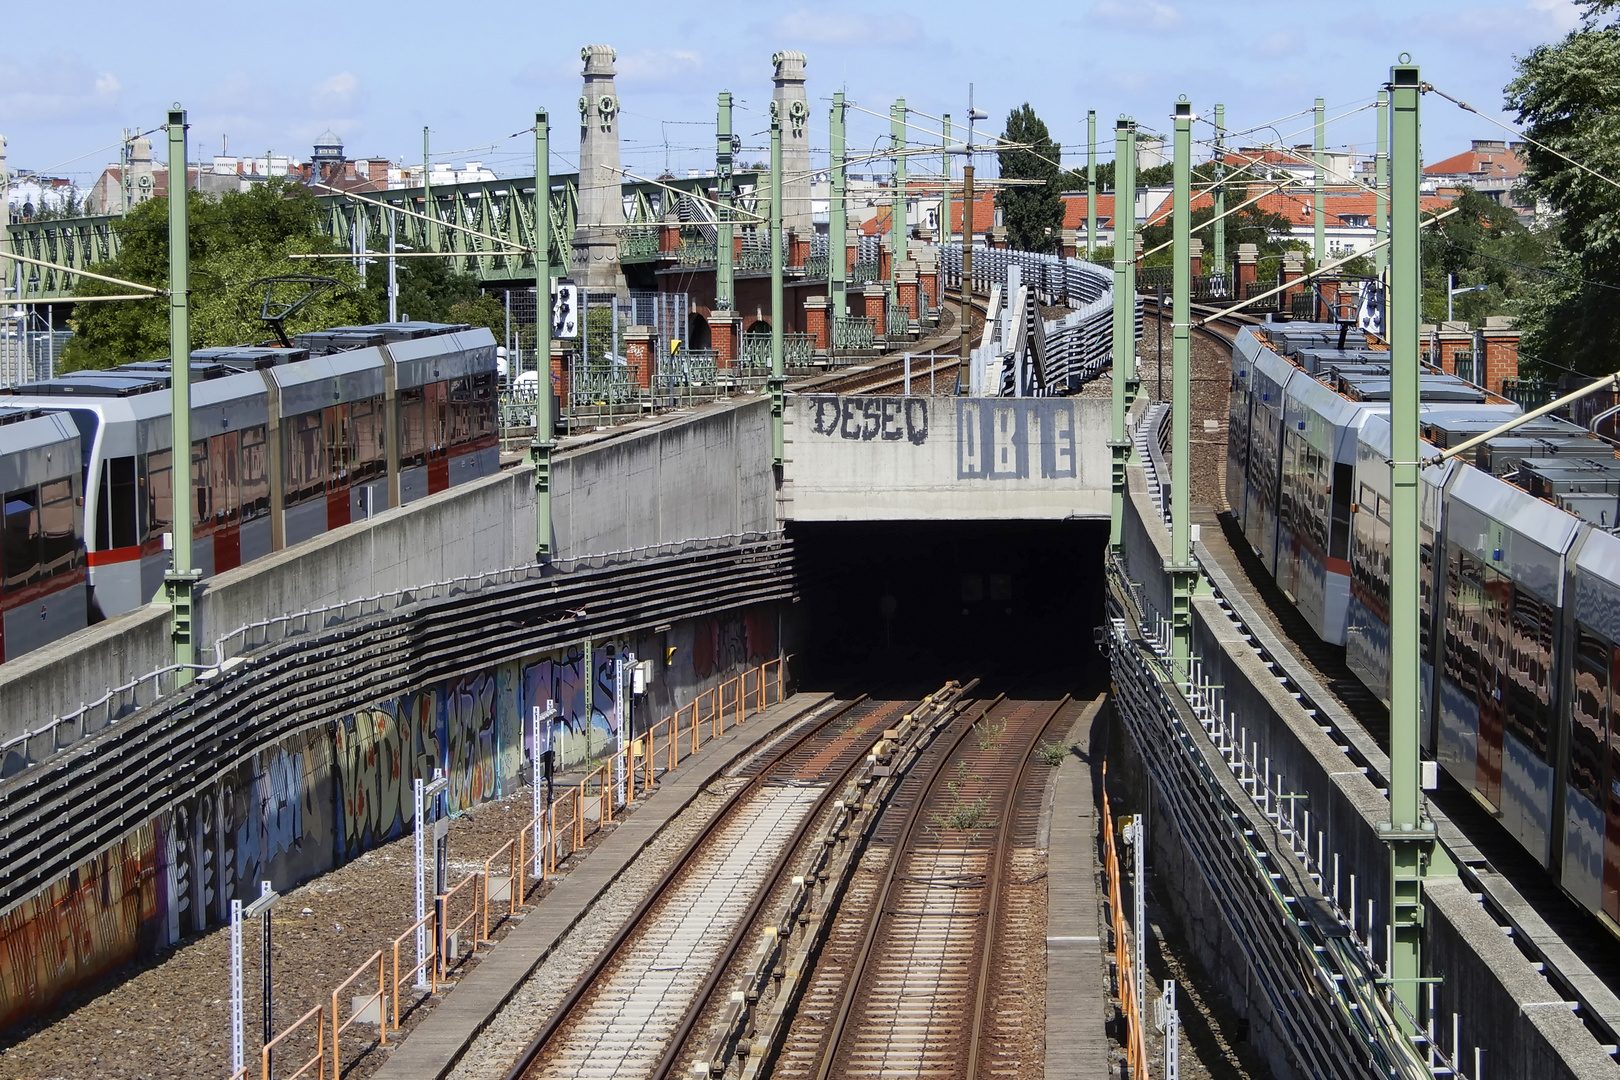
0 322 499 664
1227 321 1620 931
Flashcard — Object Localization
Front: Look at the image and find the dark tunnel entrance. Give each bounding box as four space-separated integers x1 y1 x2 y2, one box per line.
788 519 1111 695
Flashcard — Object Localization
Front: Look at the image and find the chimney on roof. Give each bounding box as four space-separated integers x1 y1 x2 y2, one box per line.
1471 140 1507 154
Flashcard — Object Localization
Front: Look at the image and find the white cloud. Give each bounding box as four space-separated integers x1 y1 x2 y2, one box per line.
616 49 705 86
772 10 924 47
1091 0 1182 30
1529 0 1582 32
312 72 361 112
0 55 122 125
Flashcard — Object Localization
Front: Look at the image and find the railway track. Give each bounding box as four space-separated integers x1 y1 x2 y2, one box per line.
500 686 976 1080
713 694 1068 1080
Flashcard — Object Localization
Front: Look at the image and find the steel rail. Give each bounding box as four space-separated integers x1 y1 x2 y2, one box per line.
647 682 979 1080
965 696 1070 1080
809 692 1041 1080
499 689 952 1080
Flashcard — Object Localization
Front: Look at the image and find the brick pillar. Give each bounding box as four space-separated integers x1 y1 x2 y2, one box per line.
804 296 829 353
864 283 887 336
879 238 893 283
990 226 1008 250
917 262 938 314
1061 228 1080 259
733 233 745 262
1281 252 1305 316
789 230 810 270
1132 233 1144 267
897 268 920 321
660 222 681 254
846 227 860 274
1338 285 1358 324
710 311 740 369
1237 243 1258 297
1188 238 1203 278
623 325 656 391
1478 318 1520 394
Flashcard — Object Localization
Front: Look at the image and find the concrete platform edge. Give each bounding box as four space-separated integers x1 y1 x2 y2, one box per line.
1045 695 1110 1080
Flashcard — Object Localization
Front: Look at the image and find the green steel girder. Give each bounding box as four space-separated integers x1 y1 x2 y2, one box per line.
6 171 760 301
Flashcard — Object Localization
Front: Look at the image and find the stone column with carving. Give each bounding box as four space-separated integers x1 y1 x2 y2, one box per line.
574 45 626 295
772 51 811 237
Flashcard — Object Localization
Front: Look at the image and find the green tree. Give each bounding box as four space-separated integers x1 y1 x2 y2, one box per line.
60 179 373 370
1419 187 1545 325
997 105 1063 253
384 258 482 324
1504 17 1620 375
448 292 509 339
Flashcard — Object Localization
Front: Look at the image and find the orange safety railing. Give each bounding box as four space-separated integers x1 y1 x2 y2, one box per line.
1101 764 1151 1079
437 872 481 979
481 836 522 943
262 1003 325 1080
232 656 788 1076
329 950 387 1080
390 909 439 1028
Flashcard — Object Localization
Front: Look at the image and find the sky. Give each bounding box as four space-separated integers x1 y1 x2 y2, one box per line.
0 0 1588 189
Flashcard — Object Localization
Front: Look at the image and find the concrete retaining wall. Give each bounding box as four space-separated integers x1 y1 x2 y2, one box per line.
1113 462 1620 1080
2 399 778 748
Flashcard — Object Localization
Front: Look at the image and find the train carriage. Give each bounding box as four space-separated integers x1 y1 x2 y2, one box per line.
1276 371 1386 644
0 407 86 662
0 322 498 662
1240 345 1299 577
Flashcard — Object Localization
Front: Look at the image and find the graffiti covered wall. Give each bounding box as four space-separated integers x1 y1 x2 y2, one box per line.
0 602 783 1033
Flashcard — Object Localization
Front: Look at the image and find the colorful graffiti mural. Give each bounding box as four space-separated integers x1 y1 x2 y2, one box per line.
0 604 781 1036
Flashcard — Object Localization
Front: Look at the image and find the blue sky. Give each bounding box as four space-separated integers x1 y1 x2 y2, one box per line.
0 0 1586 186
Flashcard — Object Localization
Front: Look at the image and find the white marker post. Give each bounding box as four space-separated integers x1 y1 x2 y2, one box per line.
531 700 557 877
415 771 449 988
230 881 279 1076
614 658 627 808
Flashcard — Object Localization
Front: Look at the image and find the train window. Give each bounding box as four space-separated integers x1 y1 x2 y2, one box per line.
351 397 385 483
210 432 238 525
1330 463 1353 561
448 377 472 446
1573 628 1609 805
471 372 496 441
399 388 426 468
240 426 269 520
1420 532 1435 662
191 440 210 529
324 405 350 488
145 450 173 538
2 487 41 590
39 479 78 578
284 412 326 506
1507 585 1553 760
98 457 139 551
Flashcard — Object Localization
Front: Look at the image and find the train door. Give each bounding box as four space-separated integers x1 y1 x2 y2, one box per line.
426 381 449 494
325 404 351 530
209 431 240 573
190 440 215 577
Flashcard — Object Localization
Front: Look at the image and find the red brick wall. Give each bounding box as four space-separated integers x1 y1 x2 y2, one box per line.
1479 332 1520 394
711 317 739 368
865 288 886 336
624 333 655 390
805 300 829 352
919 270 937 311
899 280 918 320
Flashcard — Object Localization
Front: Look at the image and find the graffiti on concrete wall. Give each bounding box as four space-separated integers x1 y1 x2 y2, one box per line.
806 396 929 444
0 603 779 1036
956 399 1076 480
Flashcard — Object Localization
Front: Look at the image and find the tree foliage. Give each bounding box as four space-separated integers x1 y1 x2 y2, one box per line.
61 180 371 370
1419 187 1546 325
1504 22 1620 375
59 179 500 371
997 105 1063 253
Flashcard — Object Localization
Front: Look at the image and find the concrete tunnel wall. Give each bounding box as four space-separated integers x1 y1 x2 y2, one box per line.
781 394 1112 521
0 398 777 751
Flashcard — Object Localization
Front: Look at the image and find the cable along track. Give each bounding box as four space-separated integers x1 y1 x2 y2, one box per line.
501 685 974 1080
